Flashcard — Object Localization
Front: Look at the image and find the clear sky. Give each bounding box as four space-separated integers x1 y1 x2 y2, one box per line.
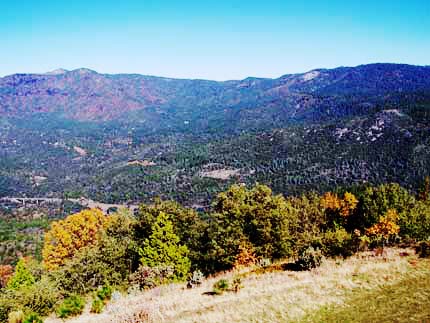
0 0 429 80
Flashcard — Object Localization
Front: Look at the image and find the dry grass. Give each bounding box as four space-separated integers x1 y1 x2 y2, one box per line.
301 258 430 323
45 248 417 323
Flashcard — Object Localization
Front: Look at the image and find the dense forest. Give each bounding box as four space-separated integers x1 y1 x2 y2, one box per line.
1 64 430 207
1 101 429 206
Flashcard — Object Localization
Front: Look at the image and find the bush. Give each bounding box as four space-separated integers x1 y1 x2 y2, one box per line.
49 242 129 294
320 228 353 257
188 270 204 287
0 292 13 322
96 285 112 302
129 265 174 290
56 295 85 319
90 298 104 314
212 279 229 295
136 200 207 270
111 290 122 302
296 246 323 271
284 193 327 257
0 265 14 289
415 241 430 258
398 201 430 240
257 258 272 268
23 313 43 323
233 242 258 269
0 277 60 319
7 259 35 290
353 183 414 231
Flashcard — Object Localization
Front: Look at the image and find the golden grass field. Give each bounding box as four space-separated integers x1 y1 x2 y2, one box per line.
45 248 429 323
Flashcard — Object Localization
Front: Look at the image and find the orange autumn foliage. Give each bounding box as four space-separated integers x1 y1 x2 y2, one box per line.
321 192 358 217
366 209 400 239
0 264 14 288
320 192 342 210
234 242 257 269
42 208 107 270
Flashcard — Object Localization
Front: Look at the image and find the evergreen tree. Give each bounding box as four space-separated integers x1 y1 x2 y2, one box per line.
7 258 35 290
139 212 191 280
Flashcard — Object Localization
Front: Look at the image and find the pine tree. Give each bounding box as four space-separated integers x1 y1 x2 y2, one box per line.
139 212 191 280
7 258 35 290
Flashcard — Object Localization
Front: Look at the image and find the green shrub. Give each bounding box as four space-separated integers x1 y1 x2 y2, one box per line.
90 298 104 314
49 244 128 294
296 246 323 271
0 291 13 322
96 285 112 302
136 200 207 270
398 201 430 240
285 193 327 256
48 210 139 295
353 183 414 231
56 295 85 319
8 310 24 323
0 277 60 319
212 279 229 295
320 228 353 257
7 259 35 290
23 313 43 323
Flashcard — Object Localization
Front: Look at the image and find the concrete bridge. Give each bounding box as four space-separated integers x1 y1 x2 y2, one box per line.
0 197 139 214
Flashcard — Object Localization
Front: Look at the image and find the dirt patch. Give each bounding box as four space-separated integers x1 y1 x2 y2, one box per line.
200 169 240 180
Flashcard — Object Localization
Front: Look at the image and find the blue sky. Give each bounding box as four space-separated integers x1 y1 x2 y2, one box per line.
0 0 429 80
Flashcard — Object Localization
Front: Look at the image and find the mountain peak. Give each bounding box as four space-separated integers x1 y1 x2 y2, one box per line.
45 68 69 75
70 68 98 75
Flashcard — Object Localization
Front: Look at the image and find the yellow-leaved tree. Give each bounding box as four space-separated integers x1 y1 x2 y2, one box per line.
365 209 400 242
42 208 107 270
321 191 358 217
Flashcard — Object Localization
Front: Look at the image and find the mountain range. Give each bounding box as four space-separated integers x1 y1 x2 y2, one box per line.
0 63 429 205
1 63 430 130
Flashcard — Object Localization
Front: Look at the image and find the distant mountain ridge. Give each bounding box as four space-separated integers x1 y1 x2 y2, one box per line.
1 63 430 127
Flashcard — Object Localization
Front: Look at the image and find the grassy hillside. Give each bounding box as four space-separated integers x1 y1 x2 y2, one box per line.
2 181 429 322
43 248 427 323
303 260 430 323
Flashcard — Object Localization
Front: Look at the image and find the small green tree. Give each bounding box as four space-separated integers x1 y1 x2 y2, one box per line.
136 200 207 269
7 259 35 290
139 212 191 281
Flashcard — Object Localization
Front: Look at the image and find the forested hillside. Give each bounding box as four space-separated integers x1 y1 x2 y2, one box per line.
0 63 429 206
1 102 429 205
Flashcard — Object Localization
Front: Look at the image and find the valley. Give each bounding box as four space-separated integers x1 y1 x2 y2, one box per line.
0 63 429 322
2 2 429 322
